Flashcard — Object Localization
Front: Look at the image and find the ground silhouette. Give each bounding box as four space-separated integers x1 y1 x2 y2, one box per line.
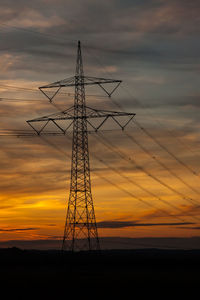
0 247 200 293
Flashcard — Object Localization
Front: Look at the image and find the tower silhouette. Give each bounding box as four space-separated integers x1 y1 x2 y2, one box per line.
62 41 100 251
27 41 135 252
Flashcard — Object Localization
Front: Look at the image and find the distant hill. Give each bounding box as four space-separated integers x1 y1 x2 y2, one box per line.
0 236 200 250
0 246 200 289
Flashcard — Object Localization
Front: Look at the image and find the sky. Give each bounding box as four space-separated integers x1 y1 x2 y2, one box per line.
0 0 200 249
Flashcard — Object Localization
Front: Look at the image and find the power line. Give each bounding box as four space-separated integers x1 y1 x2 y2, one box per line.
0 128 136 137
0 84 39 92
52 132 199 224
91 149 191 223
0 97 44 102
84 45 200 175
0 22 76 45
93 169 187 222
124 131 200 197
95 132 200 214
0 84 107 99
133 119 199 177
104 87 200 181
120 83 200 154
120 83 200 168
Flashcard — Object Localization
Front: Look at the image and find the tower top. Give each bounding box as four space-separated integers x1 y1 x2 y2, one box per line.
76 40 83 77
38 40 122 99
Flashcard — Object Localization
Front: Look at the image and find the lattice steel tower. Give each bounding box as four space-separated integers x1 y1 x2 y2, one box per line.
63 42 100 251
27 41 135 252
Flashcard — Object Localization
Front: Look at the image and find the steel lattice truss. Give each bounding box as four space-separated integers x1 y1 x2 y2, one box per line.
39 76 122 101
27 106 135 135
27 40 136 252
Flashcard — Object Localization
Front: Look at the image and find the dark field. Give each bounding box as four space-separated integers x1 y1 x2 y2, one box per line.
0 247 200 294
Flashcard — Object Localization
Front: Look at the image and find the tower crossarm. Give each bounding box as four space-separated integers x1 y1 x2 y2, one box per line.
27 106 135 134
39 76 121 88
39 76 122 101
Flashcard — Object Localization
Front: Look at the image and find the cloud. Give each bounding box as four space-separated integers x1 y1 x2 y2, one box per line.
97 220 194 229
0 227 38 232
0 0 199 73
177 226 200 230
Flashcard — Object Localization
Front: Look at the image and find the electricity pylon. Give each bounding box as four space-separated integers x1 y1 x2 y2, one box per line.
27 41 135 252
